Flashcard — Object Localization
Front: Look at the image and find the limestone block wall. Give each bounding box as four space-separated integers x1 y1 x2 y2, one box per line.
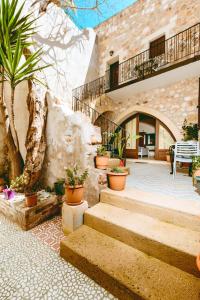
94 0 200 76
94 76 199 138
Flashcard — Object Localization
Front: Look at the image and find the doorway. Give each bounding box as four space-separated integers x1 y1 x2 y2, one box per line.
109 61 119 89
122 113 175 160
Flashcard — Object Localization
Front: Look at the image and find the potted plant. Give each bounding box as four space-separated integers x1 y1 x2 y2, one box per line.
10 174 40 207
108 132 141 166
192 156 200 187
24 184 40 207
95 145 109 169
54 178 65 196
65 165 88 205
107 167 128 191
182 119 198 141
0 176 5 193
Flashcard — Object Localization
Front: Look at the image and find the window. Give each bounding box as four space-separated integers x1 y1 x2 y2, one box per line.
150 35 165 58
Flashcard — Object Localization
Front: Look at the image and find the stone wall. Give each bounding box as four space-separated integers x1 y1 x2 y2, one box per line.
94 76 199 138
95 0 200 76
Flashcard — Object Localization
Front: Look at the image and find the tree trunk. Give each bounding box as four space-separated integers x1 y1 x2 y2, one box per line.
23 80 48 187
0 70 24 179
10 87 20 151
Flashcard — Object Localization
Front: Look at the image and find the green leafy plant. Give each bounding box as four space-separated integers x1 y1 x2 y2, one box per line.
107 131 141 160
10 174 28 192
97 145 107 156
65 165 88 189
192 156 200 172
110 167 125 173
182 119 198 141
54 178 65 195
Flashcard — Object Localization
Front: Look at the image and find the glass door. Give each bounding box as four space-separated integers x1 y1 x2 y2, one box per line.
155 119 175 160
125 114 139 158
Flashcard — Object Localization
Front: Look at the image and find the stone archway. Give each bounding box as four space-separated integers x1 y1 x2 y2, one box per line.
113 105 182 141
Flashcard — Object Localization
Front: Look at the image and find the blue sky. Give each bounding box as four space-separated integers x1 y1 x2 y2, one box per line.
65 0 136 29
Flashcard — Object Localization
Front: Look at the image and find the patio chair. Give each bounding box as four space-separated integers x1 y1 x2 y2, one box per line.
173 141 199 178
138 146 149 158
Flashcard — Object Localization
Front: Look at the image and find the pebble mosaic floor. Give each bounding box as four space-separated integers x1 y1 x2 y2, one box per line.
127 160 200 201
0 214 115 300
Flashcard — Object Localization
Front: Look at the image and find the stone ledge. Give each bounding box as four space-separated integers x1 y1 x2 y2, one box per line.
60 225 200 300
0 193 62 230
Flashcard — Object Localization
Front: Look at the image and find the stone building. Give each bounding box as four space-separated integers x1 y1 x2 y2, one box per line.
73 0 200 160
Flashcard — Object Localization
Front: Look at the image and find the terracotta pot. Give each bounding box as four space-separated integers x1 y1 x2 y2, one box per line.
107 172 128 191
0 178 4 185
65 185 84 205
96 155 109 170
0 185 4 193
196 254 200 272
25 193 38 207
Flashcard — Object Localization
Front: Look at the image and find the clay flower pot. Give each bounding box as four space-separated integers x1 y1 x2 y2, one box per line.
0 178 5 193
96 155 109 170
107 171 128 191
65 185 84 206
196 254 200 272
25 193 38 207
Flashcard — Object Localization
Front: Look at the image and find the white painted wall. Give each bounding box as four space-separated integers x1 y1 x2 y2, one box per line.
1 1 100 194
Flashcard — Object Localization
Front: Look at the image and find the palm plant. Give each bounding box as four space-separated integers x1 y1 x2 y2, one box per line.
0 0 48 178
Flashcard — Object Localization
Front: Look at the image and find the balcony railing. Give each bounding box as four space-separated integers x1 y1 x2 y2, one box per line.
73 22 200 102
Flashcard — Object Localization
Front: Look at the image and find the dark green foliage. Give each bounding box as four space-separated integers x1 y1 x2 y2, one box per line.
97 145 107 156
192 156 200 172
182 119 198 141
66 165 88 189
110 167 125 173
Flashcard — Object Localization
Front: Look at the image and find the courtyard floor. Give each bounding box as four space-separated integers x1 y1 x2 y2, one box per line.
0 214 115 300
126 160 200 201
0 160 199 300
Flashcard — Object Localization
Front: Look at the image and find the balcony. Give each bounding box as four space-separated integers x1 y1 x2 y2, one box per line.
73 23 200 102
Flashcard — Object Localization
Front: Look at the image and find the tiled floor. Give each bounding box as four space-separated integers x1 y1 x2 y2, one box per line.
30 215 64 253
0 214 115 300
126 160 200 201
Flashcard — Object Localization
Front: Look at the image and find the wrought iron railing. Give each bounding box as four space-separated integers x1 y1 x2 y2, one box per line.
73 22 200 101
72 96 126 157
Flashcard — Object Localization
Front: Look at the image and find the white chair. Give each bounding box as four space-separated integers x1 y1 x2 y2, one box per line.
173 141 199 178
138 146 149 158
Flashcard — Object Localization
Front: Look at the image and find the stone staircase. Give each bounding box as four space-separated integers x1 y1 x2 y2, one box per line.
60 188 200 300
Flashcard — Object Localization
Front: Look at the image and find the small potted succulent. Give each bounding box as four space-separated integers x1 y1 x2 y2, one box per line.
95 145 109 170
107 167 128 191
65 165 88 205
24 184 39 207
54 178 65 196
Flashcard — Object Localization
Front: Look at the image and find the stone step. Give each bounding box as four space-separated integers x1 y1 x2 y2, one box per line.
85 202 200 277
60 225 200 300
100 188 200 232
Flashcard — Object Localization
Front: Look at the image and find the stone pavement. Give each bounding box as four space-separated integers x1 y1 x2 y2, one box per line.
126 160 200 201
0 214 115 300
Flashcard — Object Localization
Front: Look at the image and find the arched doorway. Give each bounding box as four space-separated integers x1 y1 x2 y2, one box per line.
122 113 176 160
